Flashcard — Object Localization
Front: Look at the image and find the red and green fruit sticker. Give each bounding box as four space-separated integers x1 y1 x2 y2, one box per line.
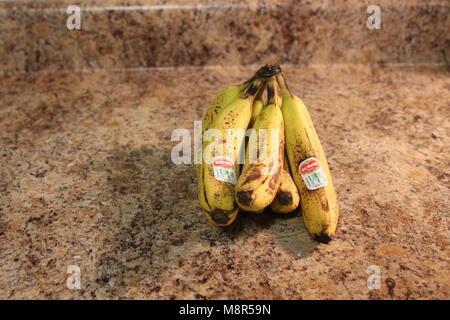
299 157 328 190
212 156 236 185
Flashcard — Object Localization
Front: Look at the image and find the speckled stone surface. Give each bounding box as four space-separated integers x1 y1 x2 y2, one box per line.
0 0 449 72
0 64 448 299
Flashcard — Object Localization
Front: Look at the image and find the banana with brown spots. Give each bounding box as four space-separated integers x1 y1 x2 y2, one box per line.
200 79 265 225
277 73 339 243
235 78 285 213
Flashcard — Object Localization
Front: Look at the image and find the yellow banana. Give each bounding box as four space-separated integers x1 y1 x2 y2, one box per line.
197 81 251 214
277 74 339 243
270 154 300 214
202 79 265 225
197 66 271 220
235 78 284 213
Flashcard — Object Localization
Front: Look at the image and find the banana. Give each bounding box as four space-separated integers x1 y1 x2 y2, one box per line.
235 78 284 213
277 74 339 243
197 66 271 220
197 80 251 214
270 154 300 214
201 79 265 226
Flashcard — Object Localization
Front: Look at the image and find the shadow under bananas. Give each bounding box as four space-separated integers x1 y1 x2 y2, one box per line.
223 208 318 259
94 145 316 298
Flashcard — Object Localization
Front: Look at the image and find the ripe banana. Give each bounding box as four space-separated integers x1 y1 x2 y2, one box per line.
201 79 265 225
270 154 300 214
197 66 271 223
235 78 284 213
277 74 339 243
197 80 251 216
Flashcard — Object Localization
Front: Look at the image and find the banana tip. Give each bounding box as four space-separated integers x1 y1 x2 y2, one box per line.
278 191 293 206
236 190 253 207
314 233 332 244
209 209 234 226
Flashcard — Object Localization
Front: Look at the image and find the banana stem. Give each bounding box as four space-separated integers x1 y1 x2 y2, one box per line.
243 79 264 99
276 73 293 99
240 67 268 95
266 78 279 105
255 80 266 99
255 81 266 100
240 65 283 98
243 65 269 85
242 64 282 90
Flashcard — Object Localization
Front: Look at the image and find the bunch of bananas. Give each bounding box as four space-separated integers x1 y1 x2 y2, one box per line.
197 65 339 243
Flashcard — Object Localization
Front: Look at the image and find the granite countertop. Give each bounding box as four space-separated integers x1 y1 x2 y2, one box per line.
0 64 448 299
1 0 449 72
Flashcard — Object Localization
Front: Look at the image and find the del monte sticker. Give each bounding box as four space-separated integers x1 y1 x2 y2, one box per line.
212 156 236 185
300 158 320 174
299 157 328 190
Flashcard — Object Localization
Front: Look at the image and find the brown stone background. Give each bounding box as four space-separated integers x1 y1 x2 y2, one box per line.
0 0 448 299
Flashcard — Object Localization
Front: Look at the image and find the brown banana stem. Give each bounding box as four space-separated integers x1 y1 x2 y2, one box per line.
266 78 279 105
276 73 293 98
243 79 264 98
